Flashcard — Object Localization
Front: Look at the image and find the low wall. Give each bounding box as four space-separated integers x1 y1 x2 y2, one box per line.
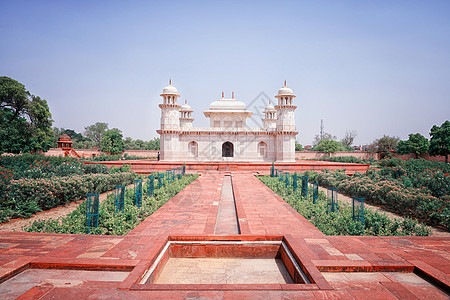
86 160 371 175
44 148 102 158
123 150 159 157
392 153 449 162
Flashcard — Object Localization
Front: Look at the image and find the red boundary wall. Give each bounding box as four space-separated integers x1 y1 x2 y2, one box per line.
85 160 371 175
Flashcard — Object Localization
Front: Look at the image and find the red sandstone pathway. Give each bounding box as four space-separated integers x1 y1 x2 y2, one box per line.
0 172 448 299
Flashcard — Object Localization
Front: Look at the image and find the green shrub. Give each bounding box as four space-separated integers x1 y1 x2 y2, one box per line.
0 172 135 222
259 175 430 236
313 156 372 164
25 174 199 235
304 169 449 230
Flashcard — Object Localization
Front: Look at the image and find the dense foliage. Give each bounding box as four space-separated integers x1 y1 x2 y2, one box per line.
0 172 135 223
52 124 161 151
378 158 450 198
313 139 352 153
0 154 108 179
429 120 450 163
0 77 54 154
369 135 399 158
260 176 430 236
83 122 109 148
124 137 160 150
397 133 429 158
25 174 198 235
305 165 449 230
100 129 125 154
313 156 373 165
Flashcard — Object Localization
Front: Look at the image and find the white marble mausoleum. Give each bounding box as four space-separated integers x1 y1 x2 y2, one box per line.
157 81 298 162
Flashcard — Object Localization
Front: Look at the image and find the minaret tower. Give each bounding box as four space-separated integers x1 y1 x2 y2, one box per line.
180 100 194 130
157 80 181 161
274 81 297 161
262 101 277 130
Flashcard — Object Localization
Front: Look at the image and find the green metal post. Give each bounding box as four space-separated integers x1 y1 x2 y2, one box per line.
301 176 308 199
115 185 125 213
327 188 338 213
134 179 143 208
352 197 365 235
293 173 298 192
313 183 319 204
148 175 154 197
85 193 100 233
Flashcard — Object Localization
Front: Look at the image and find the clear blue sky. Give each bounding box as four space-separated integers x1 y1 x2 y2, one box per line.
1 0 449 146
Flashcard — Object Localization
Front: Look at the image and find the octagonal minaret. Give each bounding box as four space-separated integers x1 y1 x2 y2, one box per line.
180 100 194 130
157 80 181 160
274 81 297 162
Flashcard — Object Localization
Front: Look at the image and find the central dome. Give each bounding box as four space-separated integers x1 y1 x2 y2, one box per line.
209 98 247 111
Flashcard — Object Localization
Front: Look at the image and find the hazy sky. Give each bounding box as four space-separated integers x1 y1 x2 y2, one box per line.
1 0 449 146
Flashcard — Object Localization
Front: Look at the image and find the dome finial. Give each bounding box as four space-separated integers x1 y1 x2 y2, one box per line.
169 79 172 85
284 80 287 86
185 99 187 104
232 92 234 99
222 91 224 98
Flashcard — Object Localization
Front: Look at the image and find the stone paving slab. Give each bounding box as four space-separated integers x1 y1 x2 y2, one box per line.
0 172 448 299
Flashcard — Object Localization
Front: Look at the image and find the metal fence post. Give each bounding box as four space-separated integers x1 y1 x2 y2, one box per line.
134 179 142 208
115 185 125 213
85 193 100 233
352 197 365 235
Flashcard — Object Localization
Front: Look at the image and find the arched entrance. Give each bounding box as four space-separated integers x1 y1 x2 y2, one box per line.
188 141 198 157
222 142 234 157
258 141 267 157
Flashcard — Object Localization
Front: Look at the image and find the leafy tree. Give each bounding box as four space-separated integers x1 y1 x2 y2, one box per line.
429 120 450 163
100 129 125 154
147 137 160 150
84 122 109 148
0 77 53 153
313 132 336 147
0 109 31 153
397 133 429 159
295 141 304 151
124 137 160 150
341 130 357 147
63 129 85 142
52 127 87 147
313 139 344 154
0 76 28 122
369 135 399 158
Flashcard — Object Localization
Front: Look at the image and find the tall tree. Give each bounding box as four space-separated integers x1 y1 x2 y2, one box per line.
0 76 28 123
313 132 336 147
0 77 53 153
429 120 450 163
100 129 125 154
397 133 429 159
341 130 357 147
84 122 109 148
313 139 344 154
369 135 399 158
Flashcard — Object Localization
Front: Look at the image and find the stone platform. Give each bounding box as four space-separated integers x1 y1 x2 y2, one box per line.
0 172 448 299
85 159 371 175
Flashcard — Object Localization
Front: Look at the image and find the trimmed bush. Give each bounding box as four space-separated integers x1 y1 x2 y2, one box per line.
0 172 135 222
